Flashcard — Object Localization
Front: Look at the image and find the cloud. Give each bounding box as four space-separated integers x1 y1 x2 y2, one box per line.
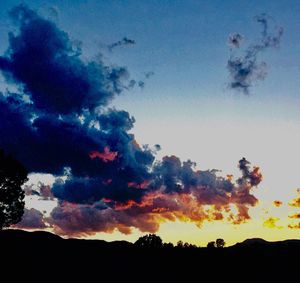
273 200 283 207
128 72 155 90
0 4 130 115
289 214 300 219
288 189 300 207
89 146 118 163
263 217 283 229
50 157 262 236
144 71 155 79
24 185 40 197
108 37 135 51
14 208 47 229
227 13 283 94
290 199 300 207
23 183 54 200
288 223 300 229
0 5 263 236
228 33 244 48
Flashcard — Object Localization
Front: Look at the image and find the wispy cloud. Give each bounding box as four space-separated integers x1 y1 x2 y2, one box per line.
227 13 283 94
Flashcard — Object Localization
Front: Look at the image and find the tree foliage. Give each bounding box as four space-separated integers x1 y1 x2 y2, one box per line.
216 238 225 248
134 234 163 248
207 241 216 248
0 149 28 229
207 239 226 248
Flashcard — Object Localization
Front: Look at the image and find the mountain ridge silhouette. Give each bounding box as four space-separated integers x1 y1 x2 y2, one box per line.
2 229 300 249
1 229 299 281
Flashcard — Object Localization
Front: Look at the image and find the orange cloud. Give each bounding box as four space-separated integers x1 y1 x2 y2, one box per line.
48 158 263 236
89 147 118 162
288 223 300 229
227 174 234 181
288 189 300 207
289 198 300 208
128 180 150 189
288 213 300 219
273 200 283 207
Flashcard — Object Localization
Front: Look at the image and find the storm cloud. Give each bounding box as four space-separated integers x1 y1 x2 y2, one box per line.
0 4 130 114
49 156 262 236
0 5 263 236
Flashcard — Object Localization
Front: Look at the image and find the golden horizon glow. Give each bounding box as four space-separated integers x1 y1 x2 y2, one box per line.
22 190 300 246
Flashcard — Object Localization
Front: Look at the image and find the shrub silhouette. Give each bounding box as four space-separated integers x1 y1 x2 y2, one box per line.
163 242 174 248
207 241 216 248
216 238 225 248
0 149 28 229
134 234 163 248
207 239 226 248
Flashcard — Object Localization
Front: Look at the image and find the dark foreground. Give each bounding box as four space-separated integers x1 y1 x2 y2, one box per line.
0 229 299 281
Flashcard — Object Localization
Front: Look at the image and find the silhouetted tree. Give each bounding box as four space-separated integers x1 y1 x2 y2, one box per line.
187 243 198 249
134 234 163 248
216 238 225 248
176 240 184 248
0 149 28 229
163 242 174 248
207 241 216 248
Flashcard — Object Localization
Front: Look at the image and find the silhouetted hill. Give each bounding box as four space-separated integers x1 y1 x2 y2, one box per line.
0 228 63 242
0 229 133 251
231 237 300 250
0 229 299 281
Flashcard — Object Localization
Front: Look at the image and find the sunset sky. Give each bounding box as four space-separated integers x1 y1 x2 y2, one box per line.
0 1 299 246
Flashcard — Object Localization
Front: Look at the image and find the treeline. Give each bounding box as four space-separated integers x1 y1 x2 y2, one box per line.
134 233 225 249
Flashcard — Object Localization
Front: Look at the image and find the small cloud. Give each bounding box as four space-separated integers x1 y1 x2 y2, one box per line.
228 33 244 48
108 37 135 51
263 217 283 229
138 81 145 89
144 71 155 79
273 200 283 207
227 13 283 94
289 198 300 208
288 213 300 219
288 223 300 229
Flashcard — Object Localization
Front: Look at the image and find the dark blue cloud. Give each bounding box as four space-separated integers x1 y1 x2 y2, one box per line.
0 92 155 203
228 33 244 48
152 155 234 195
0 5 157 205
227 13 283 94
0 4 129 114
108 37 136 51
52 176 146 205
0 5 264 236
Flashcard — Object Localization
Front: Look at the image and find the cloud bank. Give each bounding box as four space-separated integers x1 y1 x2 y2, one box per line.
0 5 263 236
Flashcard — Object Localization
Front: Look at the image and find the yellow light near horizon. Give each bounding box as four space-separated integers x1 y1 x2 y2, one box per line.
84 205 299 246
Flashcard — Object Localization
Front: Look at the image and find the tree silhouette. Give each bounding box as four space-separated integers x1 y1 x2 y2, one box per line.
134 234 163 248
163 242 174 248
0 149 28 229
207 241 216 248
216 238 225 248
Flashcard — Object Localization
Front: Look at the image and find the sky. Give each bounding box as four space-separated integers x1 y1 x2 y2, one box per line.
0 0 299 246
